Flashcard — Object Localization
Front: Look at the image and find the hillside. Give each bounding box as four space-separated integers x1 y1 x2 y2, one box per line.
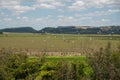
39 26 120 34
0 27 37 33
0 26 120 34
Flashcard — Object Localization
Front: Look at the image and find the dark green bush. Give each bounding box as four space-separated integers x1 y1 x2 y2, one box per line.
35 62 56 80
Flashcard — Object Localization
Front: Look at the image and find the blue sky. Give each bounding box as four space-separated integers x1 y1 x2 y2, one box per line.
0 0 120 30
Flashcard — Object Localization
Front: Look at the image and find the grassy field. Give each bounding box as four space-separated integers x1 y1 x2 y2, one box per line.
0 33 120 55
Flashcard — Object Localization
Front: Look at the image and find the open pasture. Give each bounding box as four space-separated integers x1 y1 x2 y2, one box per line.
0 33 119 55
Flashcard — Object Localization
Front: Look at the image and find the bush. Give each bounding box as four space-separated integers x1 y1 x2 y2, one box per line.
55 61 92 80
0 32 3 35
0 48 27 80
35 62 56 80
1 45 119 80
0 48 44 80
88 43 120 80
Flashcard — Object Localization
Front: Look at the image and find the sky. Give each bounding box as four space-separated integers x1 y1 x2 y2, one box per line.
0 0 120 30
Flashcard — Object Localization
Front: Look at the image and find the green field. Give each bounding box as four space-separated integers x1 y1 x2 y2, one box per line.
0 33 120 55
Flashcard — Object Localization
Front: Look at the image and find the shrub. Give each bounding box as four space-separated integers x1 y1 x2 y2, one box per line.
0 48 27 80
0 32 3 35
88 43 120 80
35 62 56 80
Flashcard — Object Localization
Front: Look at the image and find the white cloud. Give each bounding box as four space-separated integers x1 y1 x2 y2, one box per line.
89 9 120 16
34 0 64 9
0 0 35 14
86 0 109 8
101 18 110 22
16 16 21 19
55 15 93 26
57 9 64 13
94 0 120 7
68 1 85 10
108 9 120 13
40 3 55 9
15 16 29 21
3 18 12 22
22 16 28 19
89 18 111 26
36 0 55 3
0 0 119 14
0 0 64 14
13 5 35 14
36 18 42 21
75 9 120 17
68 0 120 11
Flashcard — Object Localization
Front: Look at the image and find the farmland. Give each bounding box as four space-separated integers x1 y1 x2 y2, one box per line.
0 33 120 56
0 33 120 80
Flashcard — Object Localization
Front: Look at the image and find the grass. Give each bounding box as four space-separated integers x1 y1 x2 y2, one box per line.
0 33 119 54
28 56 86 63
46 56 86 62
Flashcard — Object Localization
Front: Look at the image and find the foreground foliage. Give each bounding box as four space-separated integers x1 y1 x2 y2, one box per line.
0 44 120 80
87 43 120 80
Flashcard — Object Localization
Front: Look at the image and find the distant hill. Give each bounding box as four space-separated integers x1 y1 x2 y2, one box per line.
100 26 120 34
0 26 120 34
0 27 37 33
39 26 120 34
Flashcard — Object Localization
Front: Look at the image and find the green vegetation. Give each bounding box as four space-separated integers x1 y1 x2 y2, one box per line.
0 33 120 80
0 48 91 80
0 43 120 80
87 43 120 80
